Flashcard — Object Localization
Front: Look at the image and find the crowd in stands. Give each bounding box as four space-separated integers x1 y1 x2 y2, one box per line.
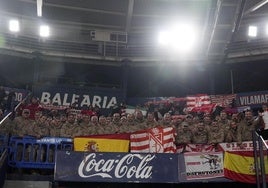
0 94 266 150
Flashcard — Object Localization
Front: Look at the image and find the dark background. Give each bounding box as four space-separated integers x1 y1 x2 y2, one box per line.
0 53 267 98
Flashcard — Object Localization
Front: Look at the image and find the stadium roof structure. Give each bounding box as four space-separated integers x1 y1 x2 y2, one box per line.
0 0 268 66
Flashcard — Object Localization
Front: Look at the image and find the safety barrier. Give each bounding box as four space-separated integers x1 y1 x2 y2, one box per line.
8 136 73 169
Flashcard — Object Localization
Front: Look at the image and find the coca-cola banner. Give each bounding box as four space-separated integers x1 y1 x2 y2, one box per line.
55 151 178 183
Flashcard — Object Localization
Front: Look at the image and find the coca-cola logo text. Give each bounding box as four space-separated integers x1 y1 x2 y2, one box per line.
78 153 155 179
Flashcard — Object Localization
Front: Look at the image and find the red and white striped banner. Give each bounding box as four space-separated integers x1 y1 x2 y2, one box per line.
130 127 176 153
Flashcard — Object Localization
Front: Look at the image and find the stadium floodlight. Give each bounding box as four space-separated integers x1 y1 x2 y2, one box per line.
158 23 197 53
37 0 43 17
9 19 20 32
171 24 197 52
248 25 257 37
158 31 171 46
39 25 50 37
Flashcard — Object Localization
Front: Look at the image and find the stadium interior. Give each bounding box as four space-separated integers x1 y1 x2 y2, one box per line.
0 0 268 188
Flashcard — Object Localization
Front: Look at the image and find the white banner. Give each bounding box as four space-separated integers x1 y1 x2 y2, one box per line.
219 141 268 151
184 152 224 180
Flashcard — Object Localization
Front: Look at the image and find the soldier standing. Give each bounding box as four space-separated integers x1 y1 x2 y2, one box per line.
192 121 208 144
208 121 224 145
237 110 261 147
225 121 239 143
60 114 77 138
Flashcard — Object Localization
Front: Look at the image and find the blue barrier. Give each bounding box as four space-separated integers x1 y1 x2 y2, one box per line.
8 136 73 169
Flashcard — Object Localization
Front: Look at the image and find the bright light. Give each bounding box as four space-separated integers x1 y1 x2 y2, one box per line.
158 31 170 46
39 25 50 37
158 23 197 53
9 20 20 32
248 25 257 37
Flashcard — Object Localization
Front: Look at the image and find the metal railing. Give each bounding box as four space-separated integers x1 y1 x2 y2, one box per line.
252 131 268 188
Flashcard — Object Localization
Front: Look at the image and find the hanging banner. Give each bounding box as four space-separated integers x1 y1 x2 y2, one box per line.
219 141 268 152
3 86 30 103
224 151 268 183
184 152 224 180
32 84 124 115
74 134 130 152
55 151 178 183
236 90 268 108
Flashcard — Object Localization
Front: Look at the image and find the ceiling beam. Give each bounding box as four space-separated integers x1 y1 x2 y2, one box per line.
244 0 268 15
125 0 134 33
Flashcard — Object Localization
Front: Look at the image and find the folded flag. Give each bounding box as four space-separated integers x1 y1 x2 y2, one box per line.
74 133 130 152
224 151 268 183
130 126 176 153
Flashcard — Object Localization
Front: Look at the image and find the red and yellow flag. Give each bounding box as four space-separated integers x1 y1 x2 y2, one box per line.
74 133 130 152
224 151 268 183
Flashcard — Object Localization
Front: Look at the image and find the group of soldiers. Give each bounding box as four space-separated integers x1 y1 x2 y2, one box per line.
0 106 263 148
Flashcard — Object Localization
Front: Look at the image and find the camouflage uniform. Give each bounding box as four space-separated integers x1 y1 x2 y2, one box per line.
33 115 50 138
192 122 208 144
159 113 173 128
225 121 239 142
143 113 157 130
118 116 129 133
96 116 108 135
124 114 138 133
110 113 122 133
237 111 261 145
134 110 146 131
207 121 224 144
218 111 231 140
175 122 193 144
60 114 77 138
49 118 63 137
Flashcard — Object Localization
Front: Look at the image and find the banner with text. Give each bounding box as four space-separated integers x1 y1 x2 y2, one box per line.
55 151 178 183
236 90 268 108
32 84 124 115
184 152 224 180
3 86 30 103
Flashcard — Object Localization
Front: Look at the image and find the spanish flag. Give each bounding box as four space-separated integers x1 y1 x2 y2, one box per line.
74 133 130 152
224 151 268 183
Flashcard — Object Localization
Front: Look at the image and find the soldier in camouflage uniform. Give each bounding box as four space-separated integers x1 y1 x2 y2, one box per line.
203 114 212 131
171 115 183 133
124 113 138 133
13 109 34 137
33 113 49 138
118 116 128 133
159 113 173 128
111 113 121 133
96 116 107 135
225 121 239 143
0 116 13 136
218 111 231 140
78 114 96 136
143 112 157 130
175 122 193 145
60 113 77 138
134 110 146 131
192 121 208 144
237 110 261 147
12 109 34 161
207 121 224 145
32 113 50 162
49 115 63 137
